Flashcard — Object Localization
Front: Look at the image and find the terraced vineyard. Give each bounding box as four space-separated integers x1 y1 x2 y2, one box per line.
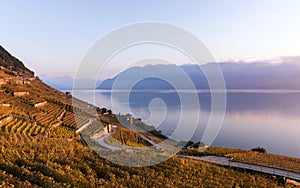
0 116 45 141
0 91 14 103
80 121 103 137
7 98 39 118
0 79 285 187
62 111 89 129
18 94 45 105
51 126 76 139
35 113 56 127
35 103 64 127
1 76 94 130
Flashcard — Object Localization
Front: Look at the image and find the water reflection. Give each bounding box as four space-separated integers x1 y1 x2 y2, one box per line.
70 90 300 158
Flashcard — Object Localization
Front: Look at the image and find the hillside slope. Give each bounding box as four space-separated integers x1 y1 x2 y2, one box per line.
0 46 286 187
0 46 34 76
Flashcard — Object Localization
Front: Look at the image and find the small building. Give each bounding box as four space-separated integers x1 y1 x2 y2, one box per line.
14 76 30 85
112 125 118 132
0 79 7 85
0 78 10 85
184 141 206 149
28 77 35 81
34 101 47 108
1 103 11 107
66 92 72 99
14 91 29 97
0 116 12 124
103 123 117 133
134 118 142 124
125 114 134 125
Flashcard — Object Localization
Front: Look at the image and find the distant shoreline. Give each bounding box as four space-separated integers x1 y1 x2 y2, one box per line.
61 89 300 93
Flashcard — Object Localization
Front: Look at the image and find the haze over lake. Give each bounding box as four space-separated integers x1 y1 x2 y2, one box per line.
67 89 300 158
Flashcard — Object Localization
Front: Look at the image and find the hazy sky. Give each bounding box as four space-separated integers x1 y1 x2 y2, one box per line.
0 1 299 77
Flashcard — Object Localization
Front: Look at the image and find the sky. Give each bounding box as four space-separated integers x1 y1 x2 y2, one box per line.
0 0 299 78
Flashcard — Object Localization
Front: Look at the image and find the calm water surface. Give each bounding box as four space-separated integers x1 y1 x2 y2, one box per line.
67 89 300 158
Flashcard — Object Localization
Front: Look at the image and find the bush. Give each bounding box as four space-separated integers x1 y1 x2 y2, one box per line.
251 146 266 153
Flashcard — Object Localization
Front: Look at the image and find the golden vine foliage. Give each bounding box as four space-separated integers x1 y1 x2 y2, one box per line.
0 69 287 187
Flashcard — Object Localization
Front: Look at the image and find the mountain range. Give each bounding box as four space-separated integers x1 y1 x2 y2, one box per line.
97 62 300 90
39 74 101 90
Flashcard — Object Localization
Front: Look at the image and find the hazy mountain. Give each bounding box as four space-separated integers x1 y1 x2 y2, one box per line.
0 45 98 90
40 74 101 90
97 62 300 90
98 64 188 90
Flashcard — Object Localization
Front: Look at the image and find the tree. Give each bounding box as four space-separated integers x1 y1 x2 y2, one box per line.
101 108 107 114
251 146 266 153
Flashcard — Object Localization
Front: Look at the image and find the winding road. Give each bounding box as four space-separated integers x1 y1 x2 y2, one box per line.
139 134 174 151
95 134 124 150
180 155 300 182
85 121 300 182
95 133 175 151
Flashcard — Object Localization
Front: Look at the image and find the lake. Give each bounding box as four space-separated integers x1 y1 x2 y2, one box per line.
67 89 300 158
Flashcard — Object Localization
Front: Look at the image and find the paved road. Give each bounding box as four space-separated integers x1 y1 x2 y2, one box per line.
93 132 300 182
95 133 176 151
181 155 300 181
140 134 174 151
95 134 124 150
